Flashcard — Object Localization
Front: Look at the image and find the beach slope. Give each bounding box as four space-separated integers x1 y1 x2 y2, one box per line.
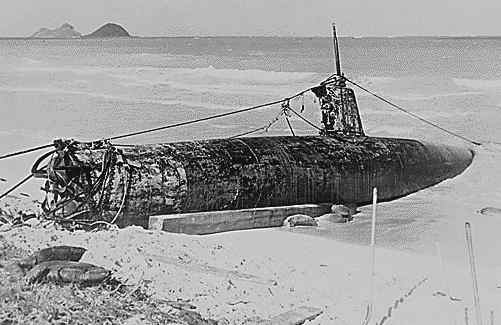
2 224 499 324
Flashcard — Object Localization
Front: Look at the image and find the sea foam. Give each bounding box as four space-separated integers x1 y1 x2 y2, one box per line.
117 65 320 87
0 86 234 111
453 78 501 90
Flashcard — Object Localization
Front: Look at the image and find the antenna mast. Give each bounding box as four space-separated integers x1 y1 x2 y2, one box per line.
311 23 364 136
332 23 342 76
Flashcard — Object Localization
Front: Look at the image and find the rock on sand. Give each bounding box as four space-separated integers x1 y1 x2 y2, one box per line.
317 213 351 224
283 214 318 227
331 204 357 217
316 204 357 224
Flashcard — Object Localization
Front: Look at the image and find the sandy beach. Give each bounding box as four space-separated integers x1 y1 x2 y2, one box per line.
2 214 500 324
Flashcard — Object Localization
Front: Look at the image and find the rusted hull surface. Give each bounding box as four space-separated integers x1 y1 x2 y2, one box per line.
72 136 473 226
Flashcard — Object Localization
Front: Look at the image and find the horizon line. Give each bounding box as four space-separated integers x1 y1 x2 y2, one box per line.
2 34 501 40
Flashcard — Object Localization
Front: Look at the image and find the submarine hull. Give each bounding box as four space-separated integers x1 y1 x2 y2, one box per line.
48 136 473 227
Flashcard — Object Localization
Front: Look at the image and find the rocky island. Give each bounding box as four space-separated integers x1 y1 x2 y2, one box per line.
29 23 132 39
30 23 82 39
84 23 131 38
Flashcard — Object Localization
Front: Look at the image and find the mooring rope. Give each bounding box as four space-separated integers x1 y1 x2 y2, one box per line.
281 100 296 136
105 85 320 142
287 106 324 132
228 126 270 139
107 99 285 141
230 102 322 139
228 109 286 139
0 143 54 161
345 78 482 146
0 174 34 200
285 117 296 136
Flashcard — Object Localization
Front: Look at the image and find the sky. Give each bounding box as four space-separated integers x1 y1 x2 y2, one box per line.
2 0 501 37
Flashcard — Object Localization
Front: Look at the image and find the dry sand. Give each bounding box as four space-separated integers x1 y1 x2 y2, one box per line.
2 220 500 325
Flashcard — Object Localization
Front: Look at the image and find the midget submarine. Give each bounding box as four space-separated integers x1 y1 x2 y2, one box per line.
32 27 474 228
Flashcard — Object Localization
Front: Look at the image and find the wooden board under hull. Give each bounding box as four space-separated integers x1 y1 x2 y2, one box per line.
46 136 473 227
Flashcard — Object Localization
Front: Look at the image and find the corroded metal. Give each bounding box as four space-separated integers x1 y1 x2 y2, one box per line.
38 136 473 227
312 82 364 136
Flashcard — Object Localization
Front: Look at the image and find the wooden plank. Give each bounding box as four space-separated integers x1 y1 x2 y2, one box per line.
149 204 332 235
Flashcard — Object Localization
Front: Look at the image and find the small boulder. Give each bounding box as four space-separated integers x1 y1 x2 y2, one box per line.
317 213 352 224
4 245 110 286
25 260 110 285
17 245 87 271
331 204 357 217
283 214 318 227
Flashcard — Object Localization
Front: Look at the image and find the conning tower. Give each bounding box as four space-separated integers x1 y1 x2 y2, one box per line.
312 23 364 137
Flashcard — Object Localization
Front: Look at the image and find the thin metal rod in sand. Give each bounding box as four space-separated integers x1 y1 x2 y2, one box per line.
362 187 378 325
465 222 483 325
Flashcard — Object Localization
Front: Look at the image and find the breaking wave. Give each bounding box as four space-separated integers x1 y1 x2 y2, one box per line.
357 76 397 86
116 68 405 97
116 65 321 88
179 65 318 84
0 86 234 111
16 63 321 85
453 78 501 90
389 91 483 101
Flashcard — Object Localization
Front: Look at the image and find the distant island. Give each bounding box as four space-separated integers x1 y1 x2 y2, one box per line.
84 23 131 38
29 23 131 39
30 23 82 39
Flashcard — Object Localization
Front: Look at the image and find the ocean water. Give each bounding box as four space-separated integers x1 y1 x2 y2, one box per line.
1 37 501 267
